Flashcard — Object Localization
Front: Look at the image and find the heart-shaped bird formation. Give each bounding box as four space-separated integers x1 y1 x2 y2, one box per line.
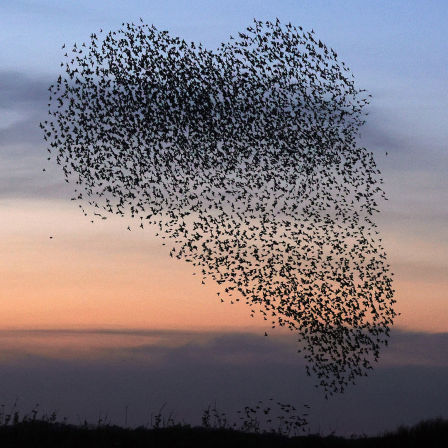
42 18 397 396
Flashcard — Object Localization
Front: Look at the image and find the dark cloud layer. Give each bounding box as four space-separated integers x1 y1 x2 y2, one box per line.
0 71 51 108
0 72 49 148
0 71 72 199
0 329 446 437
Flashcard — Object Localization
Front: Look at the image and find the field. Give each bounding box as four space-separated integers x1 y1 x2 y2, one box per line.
0 400 447 448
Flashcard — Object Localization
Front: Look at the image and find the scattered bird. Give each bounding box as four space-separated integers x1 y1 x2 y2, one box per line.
42 18 397 396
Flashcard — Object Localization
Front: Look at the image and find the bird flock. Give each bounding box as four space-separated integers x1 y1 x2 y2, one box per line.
42 18 397 396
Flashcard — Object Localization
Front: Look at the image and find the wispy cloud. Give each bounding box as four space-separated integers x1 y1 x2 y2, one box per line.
1 327 447 367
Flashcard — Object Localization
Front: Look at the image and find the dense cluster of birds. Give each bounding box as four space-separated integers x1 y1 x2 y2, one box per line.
42 18 397 396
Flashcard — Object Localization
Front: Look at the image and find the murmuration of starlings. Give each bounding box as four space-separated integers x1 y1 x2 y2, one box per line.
42 18 397 398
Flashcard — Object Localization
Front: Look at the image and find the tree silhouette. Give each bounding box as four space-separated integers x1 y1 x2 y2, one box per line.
41 18 397 396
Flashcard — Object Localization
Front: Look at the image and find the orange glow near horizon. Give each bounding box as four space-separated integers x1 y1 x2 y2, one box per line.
2 198 447 334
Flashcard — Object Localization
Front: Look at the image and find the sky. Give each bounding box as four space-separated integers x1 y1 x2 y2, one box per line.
1 0 447 438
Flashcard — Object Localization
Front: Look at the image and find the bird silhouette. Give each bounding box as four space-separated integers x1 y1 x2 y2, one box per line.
42 18 397 395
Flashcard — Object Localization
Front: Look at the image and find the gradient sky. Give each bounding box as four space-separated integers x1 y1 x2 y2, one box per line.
1 0 447 438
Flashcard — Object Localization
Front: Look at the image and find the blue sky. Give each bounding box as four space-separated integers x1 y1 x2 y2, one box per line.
1 0 447 437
